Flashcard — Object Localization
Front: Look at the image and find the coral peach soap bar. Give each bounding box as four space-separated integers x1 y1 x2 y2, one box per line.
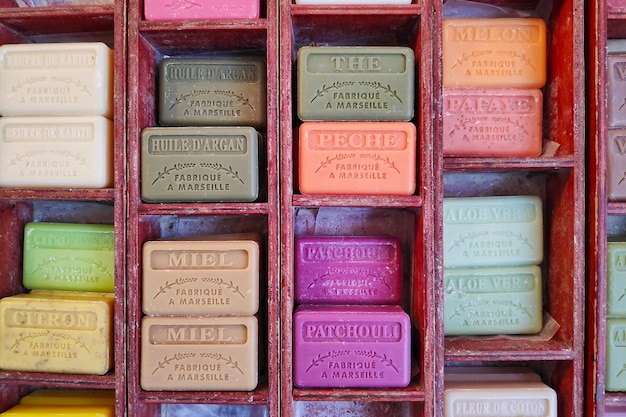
443 195 543 268
297 46 414 121
443 18 547 88
0 42 113 117
298 122 416 195
145 0 259 20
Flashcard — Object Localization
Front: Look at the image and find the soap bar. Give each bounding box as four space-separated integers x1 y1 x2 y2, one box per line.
158 57 266 127
443 265 542 336
0 405 114 416
443 195 543 268
142 235 261 315
608 40 626 55
293 305 411 388
445 366 542 382
607 318 626 391
442 88 543 157
607 130 626 200
608 241 626 316
298 122 416 195
608 0 626 8
444 380 557 417
608 55 626 127
141 315 258 391
295 236 402 304
0 291 114 375
0 116 113 188
0 42 113 117
19 389 115 406
141 126 259 202
145 0 259 20
297 46 414 121
22 222 114 293
443 18 547 88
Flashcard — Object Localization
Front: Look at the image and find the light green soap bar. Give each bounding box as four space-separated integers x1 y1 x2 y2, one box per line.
443 195 543 268
22 222 114 293
608 240 626 316
607 317 626 391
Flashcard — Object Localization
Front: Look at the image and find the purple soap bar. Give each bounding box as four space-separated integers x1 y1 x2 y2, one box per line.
295 236 402 304
293 305 411 388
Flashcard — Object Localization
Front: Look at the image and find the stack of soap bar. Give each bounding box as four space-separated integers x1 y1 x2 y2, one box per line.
19 389 115 407
22 222 115 293
295 235 402 304
293 305 411 388
0 116 113 188
0 291 114 375
141 126 260 202
607 129 626 200
142 234 261 315
298 122 416 195
608 53 626 127
297 46 414 121
158 57 266 127
145 0 259 20
140 315 258 391
0 405 114 416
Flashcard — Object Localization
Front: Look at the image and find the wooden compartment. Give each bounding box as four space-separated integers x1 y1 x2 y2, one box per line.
0 1 127 415
125 0 279 415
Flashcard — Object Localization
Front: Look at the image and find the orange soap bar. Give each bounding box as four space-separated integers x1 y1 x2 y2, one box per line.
443 18 547 88
298 122 416 195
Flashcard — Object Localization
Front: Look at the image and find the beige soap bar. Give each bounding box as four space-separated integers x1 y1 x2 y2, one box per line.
141 315 258 391
0 291 114 375
0 42 113 117
142 234 261 316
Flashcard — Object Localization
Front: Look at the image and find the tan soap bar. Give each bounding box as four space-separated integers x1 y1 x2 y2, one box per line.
0 42 113 117
140 315 258 391
142 234 261 315
19 389 115 406
0 291 114 375
443 18 547 88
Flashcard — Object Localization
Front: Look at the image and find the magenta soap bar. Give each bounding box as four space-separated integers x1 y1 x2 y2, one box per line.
145 0 259 20
293 305 411 388
442 88 543 157
295 236 402 304
608 55 626 127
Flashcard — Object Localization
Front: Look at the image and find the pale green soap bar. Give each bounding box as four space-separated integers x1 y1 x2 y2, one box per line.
608 240 626 316
443 195 543 268
444 265 542 336
23 222 115 293
607 317 626 391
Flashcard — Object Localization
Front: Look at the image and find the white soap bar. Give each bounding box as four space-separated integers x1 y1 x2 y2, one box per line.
295 0 411 3
0 116 113 188
0 42 113 117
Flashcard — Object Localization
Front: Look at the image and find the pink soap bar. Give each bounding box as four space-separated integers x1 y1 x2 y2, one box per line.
442 88 543 157
295 236 402 304
608 55 626 127
608 0 626 8
144 0 259 20
293 305 411 388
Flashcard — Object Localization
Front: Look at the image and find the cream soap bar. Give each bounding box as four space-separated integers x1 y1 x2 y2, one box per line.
141 126 259 202
141 315 258 391
142 235 261 315
0 291 114 375
443 18 547 88
607 317 626 391
23 222 115 293
0 42 113 117
608 55 626 127
444 380 557 417
608 241 626 316
444 265 542 336
297 46 414 121
0 116 113 188
159 57 266 127
443 195 543 268
0 405 114 416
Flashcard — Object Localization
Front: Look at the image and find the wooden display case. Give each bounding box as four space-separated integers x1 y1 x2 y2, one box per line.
0 1 127 416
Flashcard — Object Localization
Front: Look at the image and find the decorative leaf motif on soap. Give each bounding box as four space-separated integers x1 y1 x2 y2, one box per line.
201 353 244 374
6 150 47 168
31 255 72 276
618 287 626 302
200 162 245 184
617 364 626 378
213 90 254 110
363 154 401 174
448 299 490 321
358 81 403 103
498 116 531 137
305 352 332 372
164 0 201 10
49 149 90 168
309 271 391 290
203 277 245 299
314 153 356 173
151 163 197 185
492 230 534 249
152 353 197 375
447 230 489 252
10 330 90 353
619 97 626 111
73 256 113 278
52 332 91 353
492 300 534 319
169 89 211 110
310 81 355 103
618 171 626 186
153 277 198 299
449 119 474 136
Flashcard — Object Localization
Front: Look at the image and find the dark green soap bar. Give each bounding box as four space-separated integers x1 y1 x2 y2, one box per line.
22 222 115 293
159 57 266 128
141 126 260 202
297 46 415 121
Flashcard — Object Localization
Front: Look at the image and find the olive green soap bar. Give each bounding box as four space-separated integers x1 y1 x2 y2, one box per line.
297 46 414 121
141 126 260 202
444 265 542 336
607 317 626 391
159 57 266 128
23 222 114 293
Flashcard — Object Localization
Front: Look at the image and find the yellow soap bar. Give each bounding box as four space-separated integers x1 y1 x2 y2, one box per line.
0 405 113 416
20 389 114 407
0 291 114 375
443 18 547 88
